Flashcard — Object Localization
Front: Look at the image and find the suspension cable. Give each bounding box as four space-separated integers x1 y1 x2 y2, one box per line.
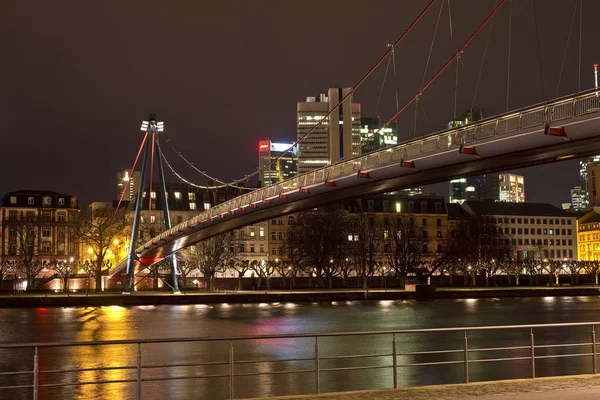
531 0 546 100
555 0 579 98
170 0 438 189
346 0 507 157
373 51 393 125
578 0 583 92
112 132 148 221
148 134 155 237
506 0 513 112
415 0 445 138
471 0 498 109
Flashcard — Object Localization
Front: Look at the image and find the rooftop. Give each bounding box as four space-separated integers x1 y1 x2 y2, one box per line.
462 200 572 218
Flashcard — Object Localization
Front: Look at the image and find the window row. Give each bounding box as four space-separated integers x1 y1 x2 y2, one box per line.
501 227 572 236
494 217 572 225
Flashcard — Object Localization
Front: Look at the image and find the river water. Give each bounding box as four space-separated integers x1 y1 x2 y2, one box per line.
1 296 600 399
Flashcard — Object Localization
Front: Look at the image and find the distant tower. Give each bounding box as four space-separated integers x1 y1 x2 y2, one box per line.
117 169 141 201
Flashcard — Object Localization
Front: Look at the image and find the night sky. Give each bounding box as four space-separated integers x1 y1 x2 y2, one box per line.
2 1 600 207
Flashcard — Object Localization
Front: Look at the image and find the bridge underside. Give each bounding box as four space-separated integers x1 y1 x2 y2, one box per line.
110 112 600 277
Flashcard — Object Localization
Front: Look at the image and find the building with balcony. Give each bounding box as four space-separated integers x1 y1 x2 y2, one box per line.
0 190 80 266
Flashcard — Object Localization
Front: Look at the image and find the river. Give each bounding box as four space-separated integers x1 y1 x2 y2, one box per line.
1 296 599 399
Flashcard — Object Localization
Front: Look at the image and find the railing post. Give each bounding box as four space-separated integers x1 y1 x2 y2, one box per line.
593 326 597 375
229 340 234 400
463 331 469 383
314 336 320 394
392 333 398 389
33 346 38 400
136 343 142 400
530 329 536 379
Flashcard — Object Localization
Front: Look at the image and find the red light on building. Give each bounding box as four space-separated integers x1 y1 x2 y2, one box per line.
259 143 269 150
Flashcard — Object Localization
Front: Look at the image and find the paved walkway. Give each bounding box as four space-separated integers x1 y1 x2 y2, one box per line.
241 374 600 400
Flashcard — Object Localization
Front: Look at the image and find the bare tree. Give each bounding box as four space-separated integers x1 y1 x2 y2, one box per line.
565 260 584 285
179 233 236 291
287 206 348 289
447 216 512 286
584 261 600 285
545 260 565 285
74 208 128 291
49 260 77 292
251 260 276 290
386 216 424 290
230 259 251 290
0 261 16 291
175 252 199 289
12 221 42 290
346 212 372 290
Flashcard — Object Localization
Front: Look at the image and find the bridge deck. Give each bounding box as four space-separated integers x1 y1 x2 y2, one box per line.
110 89 600 276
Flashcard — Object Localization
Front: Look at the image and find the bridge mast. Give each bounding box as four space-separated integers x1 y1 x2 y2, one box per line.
123 113 180 294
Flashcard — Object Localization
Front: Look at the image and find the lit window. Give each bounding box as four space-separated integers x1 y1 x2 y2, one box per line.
143 192 146 198
42 227 51 237
259 227 265 237
250 228 255 237
58 198 65 206
43 197 51 205
151 192 156 199
204 202 211 210
188 193 196 201
27 197 34 205
9 196 16 205
189 203 197 210
348 234 353 241
395 202 401 213
174 192 181 200
150 215 156 224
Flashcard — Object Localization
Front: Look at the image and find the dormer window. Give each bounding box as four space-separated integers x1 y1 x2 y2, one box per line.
9 196 16 205
58 198 65 206
43 196 51 205
27 197 34 205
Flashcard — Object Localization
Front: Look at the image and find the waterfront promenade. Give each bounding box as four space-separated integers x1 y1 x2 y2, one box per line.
1 286 600 307
250 375 600 400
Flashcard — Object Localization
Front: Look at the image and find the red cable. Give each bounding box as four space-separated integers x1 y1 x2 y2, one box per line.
348 0 507 157
224 0 438 186
148 134 155 237
112 132 149 221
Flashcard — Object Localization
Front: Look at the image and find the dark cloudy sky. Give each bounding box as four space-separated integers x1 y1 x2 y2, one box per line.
2 0 599 207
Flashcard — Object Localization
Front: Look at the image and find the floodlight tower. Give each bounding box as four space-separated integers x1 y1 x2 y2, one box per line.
124 113 181 294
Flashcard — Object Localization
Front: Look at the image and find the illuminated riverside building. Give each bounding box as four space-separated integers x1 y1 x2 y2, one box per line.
297 88 361 174
0 190 80 269
577 209 600 261
499 174 525 203
258 139 297 186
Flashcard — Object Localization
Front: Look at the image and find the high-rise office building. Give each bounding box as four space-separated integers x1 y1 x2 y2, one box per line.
258 139 298 186
359 117 397 154
447 108 484 129
117 169 141 201
586 162 600 206
578 155 600 208
297 88 361 174
571 185 586 211
499 174 525 203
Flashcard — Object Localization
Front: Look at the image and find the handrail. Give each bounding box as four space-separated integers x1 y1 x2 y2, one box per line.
2 321 600 400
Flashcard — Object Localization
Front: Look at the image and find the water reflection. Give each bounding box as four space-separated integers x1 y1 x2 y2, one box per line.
0 297 599 399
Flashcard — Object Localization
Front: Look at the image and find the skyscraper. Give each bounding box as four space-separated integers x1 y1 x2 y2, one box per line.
297 88 361 174
570 185 586 210
258 139 298 187
117 169 141 201
359 117 397 154
499 173 525 203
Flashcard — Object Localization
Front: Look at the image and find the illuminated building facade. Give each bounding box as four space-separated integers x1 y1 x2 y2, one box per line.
577 209 600 261
258 139 297 187
499 174 525 203
117 169 141 201
297 88 361 174
0 190 80 268
359 117 397 153
571 186 587 211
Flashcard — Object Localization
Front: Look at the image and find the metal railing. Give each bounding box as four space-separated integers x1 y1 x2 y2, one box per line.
1 321 600 399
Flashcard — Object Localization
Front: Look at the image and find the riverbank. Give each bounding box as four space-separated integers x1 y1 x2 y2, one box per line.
0 286 600 307
243 374 600 400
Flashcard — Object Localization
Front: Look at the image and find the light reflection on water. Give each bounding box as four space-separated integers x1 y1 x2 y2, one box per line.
0 296 599 399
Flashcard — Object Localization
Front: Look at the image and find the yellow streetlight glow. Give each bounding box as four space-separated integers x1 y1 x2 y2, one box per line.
113 239 120 246
87 248 94 254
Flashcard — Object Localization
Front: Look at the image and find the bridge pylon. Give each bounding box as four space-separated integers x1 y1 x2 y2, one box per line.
123 113 181 294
